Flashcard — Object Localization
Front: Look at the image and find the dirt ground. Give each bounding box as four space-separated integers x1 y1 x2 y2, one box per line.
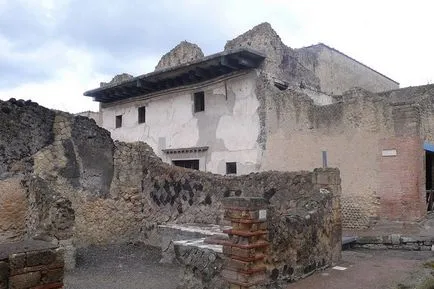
64 244 434 289
64 243 181 289
286 249 434 289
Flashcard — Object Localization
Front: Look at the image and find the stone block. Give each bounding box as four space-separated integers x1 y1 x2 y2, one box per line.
222 197 267 210
41 268 63 284
9 271 41 289
356 236 383 244
313 169 340 186
9 253 26 271
390 234 401 245
56 242 73 271
400 236 416 243
30 282 63 289
26 250 56 267
0 261 8 289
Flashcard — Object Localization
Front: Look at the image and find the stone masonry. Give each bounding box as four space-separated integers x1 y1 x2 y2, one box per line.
0 240 64 289
155 41 204 71
0 98 341 283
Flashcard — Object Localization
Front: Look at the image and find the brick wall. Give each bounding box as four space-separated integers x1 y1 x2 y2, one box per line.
378 137 425 220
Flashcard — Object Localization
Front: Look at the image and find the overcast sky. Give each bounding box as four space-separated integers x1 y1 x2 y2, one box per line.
0 0 433 113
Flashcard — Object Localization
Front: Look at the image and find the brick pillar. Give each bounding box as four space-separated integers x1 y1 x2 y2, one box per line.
212 197 269 289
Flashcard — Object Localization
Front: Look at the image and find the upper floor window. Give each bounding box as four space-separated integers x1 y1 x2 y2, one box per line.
115 115 122 128
138 106 146 124
226 162 237 175
194 91 205 113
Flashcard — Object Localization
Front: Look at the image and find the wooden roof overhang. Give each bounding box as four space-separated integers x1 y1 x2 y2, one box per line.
84 48 266 103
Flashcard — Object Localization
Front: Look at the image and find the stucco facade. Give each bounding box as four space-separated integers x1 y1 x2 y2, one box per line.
100 71 262 175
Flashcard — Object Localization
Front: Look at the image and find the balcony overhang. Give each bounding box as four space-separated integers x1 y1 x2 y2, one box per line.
84 48 265 103
162 146 209 155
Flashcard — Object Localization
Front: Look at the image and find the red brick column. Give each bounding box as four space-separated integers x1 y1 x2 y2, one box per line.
215 197 269 289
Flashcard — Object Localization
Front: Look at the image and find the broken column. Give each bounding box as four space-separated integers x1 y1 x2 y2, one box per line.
212 197 269 289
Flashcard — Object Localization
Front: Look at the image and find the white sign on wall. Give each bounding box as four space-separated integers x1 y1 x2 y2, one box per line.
259 209 267 221
382 149 397 157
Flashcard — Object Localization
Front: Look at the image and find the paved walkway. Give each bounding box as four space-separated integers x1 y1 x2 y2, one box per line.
286 249 434 289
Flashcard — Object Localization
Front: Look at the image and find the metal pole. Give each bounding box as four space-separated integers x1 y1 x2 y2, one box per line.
322 151 328 168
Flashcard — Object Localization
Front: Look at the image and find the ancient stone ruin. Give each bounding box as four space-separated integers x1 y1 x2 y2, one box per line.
0 98 341 288
0 241 64 289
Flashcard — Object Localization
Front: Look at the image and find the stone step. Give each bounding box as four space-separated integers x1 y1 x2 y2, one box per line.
157 223 230 263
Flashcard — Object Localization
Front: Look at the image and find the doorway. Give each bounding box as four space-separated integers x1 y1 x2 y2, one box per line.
426 151 434 211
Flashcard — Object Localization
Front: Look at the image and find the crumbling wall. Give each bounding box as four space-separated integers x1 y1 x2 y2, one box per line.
0 178 28 243
100 73 134 88
225 22 320 90
0 98 341 270
155 41 204 71
261 81 428 227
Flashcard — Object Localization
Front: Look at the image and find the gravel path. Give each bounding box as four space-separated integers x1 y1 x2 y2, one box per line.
64 243 181 289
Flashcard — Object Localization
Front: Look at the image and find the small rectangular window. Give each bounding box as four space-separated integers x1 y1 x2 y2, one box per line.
173 159 200 170
226 162 237 175
138 106 146 124
194 91 205 112
115 115 122 128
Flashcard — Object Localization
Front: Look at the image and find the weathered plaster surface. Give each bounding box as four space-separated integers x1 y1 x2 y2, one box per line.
261 84 433 227
296 44 399 95
101 72 262 175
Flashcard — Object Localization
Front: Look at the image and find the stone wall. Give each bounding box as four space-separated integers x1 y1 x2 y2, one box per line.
225 22 320 90
295 44 399 95
0 240 64 289
0 97 341 274
155 41 204 71
261 82 434 228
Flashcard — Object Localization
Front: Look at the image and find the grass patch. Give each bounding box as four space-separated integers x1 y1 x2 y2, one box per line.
424 261 434 269
416 278 434 289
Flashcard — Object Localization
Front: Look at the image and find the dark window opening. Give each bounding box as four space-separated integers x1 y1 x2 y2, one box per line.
194 91 205 112
115 115 122 128
226 162 237 175
426 151 434 211
173 159 199 170
138 106 146 124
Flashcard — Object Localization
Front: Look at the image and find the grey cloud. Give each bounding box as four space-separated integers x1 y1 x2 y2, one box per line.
0 0 234 89
55 0 229 58
0 58 50 88
0 1 53 51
